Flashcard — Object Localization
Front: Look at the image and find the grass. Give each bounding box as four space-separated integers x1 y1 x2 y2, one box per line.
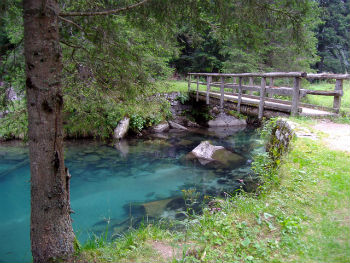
302 80 350 114
75 120 350 263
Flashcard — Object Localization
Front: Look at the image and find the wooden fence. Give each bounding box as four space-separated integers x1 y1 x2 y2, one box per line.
187 72 349 119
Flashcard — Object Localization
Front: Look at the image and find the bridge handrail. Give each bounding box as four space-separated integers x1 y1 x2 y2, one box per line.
188 72 350 80
187 72 349 119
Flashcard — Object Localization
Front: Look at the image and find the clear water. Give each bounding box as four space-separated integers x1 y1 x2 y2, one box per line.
0 127 263 262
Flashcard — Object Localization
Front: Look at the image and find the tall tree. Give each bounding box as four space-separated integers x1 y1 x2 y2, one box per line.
315 0 349 73
23 0 75 262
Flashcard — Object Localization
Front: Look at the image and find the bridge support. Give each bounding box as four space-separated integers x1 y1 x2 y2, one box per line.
333 79 343 113
291 77 301 116
258 77 266 119
220 76 225 109
206 76 211 105
237 77 243 113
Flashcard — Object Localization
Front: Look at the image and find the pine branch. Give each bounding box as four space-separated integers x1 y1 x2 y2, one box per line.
59 0 149 17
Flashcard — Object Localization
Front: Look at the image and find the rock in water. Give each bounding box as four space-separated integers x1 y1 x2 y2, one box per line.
152 122 170 133
208 112 246 127
168 121 188 131
187 140 245 168
113 117 130 140
191 141 224 160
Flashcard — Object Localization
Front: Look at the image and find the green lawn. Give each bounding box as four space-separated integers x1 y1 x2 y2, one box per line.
303 80 350 113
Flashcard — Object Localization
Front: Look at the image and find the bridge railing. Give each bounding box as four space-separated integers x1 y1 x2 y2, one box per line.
188 72 349 119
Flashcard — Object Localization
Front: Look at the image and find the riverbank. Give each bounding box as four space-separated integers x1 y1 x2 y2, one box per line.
74 118 350 263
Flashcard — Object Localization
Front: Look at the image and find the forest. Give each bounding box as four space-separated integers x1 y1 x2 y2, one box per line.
0 0 349 140
0 1 349 263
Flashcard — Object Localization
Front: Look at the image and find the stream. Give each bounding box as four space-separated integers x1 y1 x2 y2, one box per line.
0 126 264 262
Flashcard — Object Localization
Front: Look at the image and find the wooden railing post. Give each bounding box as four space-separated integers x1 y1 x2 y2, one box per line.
248 77 253 95
237 77 243 113
268 77 274 98
196 76 199 102
291 77 301 116
220 76 225 109
188 74 191 92
206 76 212 105
333 79 343 113
232 77 237 94
258 77 266 119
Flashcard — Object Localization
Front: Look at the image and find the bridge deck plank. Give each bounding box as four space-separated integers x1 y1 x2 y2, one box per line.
197 91 336 117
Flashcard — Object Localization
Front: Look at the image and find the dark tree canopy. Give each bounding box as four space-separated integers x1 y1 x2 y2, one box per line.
315 0 350 73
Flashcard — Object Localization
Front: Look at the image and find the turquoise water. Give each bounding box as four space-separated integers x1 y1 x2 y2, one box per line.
0 127 263 262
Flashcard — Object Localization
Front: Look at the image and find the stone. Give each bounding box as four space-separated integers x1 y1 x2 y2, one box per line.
208 112 246 127
141 197 178 217
211 148 245 167
191 141 224 160
212 106 220 114
168 121 188 131
113 117 130 140
152 122 169 133
187 140 245 168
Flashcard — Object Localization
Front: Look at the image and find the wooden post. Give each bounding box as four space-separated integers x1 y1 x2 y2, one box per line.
188 75 191 92
333 79 343 113
237 77 243 113
258 77 266 119
196 76 199 102
291 77 301 116
206 76 211 105
232 77 237 94
248 77 253 95
220 76 225 109
233 77 237 84
268 77 274 98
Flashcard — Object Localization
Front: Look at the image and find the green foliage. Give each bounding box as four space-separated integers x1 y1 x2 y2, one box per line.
171 0 320 74
176 92 189 104
227 110 247 120
0 100 27 140
314 0 350 73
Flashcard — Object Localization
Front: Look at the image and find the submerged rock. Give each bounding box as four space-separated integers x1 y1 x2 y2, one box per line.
208 112 246 127
142 197 176 217
113 117 130 140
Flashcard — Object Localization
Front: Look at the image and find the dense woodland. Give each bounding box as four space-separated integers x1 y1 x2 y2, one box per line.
0 0 349 140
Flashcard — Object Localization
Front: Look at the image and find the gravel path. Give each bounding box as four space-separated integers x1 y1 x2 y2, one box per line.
313 120 350 153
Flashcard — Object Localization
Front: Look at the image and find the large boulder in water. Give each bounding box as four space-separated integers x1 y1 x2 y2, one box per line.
186 141 245 168
113 117 130 140
208 112 246 127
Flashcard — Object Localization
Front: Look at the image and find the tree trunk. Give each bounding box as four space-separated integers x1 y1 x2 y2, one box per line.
23 0 75 262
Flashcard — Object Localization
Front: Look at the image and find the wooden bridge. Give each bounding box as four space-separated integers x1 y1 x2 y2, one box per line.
187 72 349 119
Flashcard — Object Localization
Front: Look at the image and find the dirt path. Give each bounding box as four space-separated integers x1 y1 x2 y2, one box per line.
313 120 350 153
